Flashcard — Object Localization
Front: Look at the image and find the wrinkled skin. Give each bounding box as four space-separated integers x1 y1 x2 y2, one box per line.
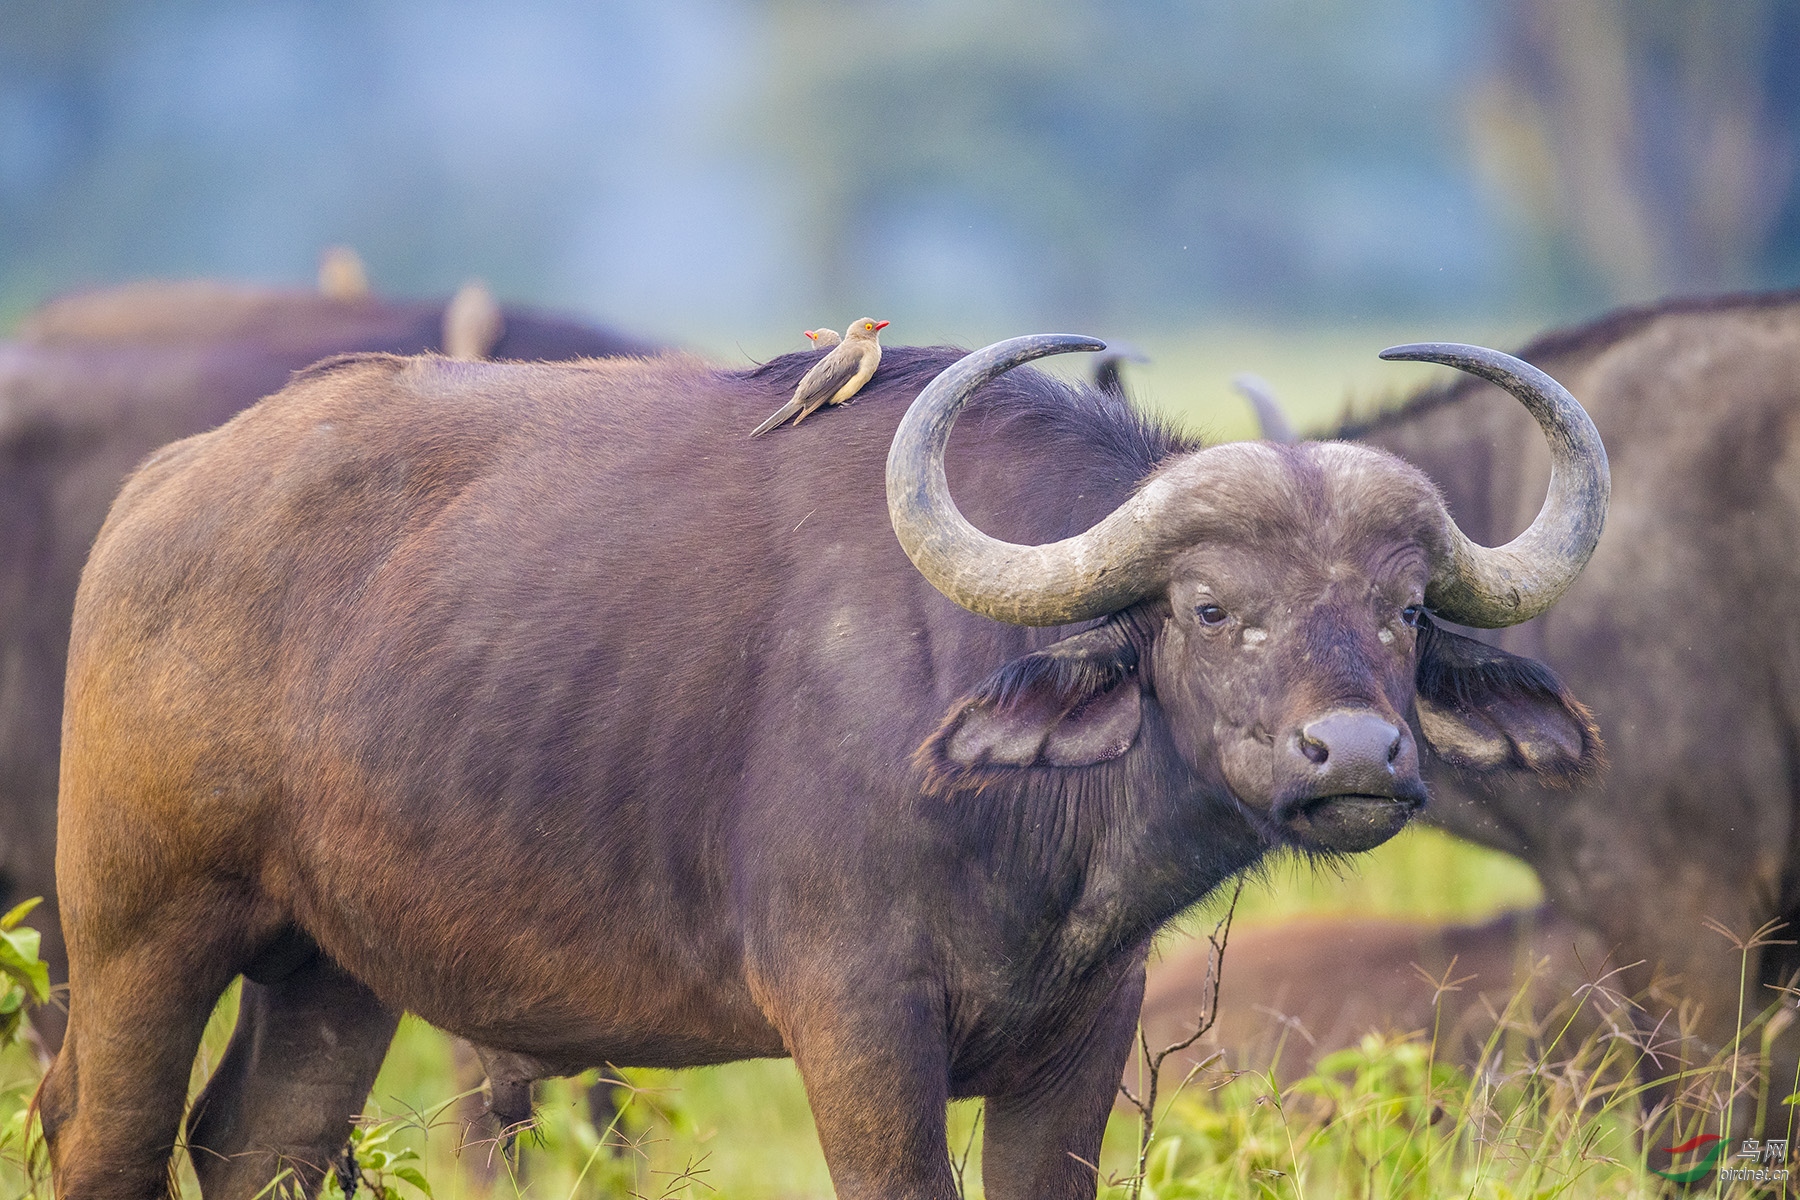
1153 534 1430 850
0 281 652 1051
43 345 1597 1200
1349 290 1800 1132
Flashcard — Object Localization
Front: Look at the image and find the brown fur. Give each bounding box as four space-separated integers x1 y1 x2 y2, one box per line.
0 282 653 1053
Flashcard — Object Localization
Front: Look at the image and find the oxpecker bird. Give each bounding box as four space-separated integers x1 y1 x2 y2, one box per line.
804 327 842 350
317 246 370 300
444 280 506 360
751 317 887 436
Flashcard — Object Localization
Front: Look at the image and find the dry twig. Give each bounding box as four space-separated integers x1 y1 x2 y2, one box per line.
1117 878 1243 1200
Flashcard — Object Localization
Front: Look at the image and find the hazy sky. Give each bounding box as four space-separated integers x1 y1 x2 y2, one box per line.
4 0 1796 342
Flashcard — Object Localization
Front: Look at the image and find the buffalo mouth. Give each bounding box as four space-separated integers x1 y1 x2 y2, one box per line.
1277 793 1421 854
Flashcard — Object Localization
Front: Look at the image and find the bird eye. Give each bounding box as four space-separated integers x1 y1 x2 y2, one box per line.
1197 604 1228 626
864 323 873 330
1401 605 1424 627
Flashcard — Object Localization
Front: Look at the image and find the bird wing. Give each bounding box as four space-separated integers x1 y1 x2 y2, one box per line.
823 344 878 405
790 346 866 414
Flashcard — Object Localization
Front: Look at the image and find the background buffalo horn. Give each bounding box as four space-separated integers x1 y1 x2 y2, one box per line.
889 333 1180 626
1380 343 1610 628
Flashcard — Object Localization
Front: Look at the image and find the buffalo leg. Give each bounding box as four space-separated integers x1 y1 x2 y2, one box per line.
451 1046 625 1179
185 954 399 1200
450 1039 512 1177
457 1042 543 1177
980 964 1145 1200
783 984 959 1200
40 900 251 1200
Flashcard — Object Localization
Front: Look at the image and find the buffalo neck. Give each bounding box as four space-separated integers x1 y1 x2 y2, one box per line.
928 698 1269 996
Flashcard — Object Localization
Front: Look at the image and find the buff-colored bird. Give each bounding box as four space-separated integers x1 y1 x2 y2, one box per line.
317 245 370 300
751 317 887 436
444 280 506 360
803 327 842 350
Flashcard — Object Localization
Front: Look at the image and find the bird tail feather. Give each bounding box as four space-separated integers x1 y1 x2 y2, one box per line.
750 400 802 438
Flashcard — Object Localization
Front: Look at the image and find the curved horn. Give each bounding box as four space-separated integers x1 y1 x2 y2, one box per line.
1380 343 1609 628
888 334 1181 626
1232 372 1297 444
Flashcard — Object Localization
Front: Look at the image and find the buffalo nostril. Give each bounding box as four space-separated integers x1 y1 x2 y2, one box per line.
1297 712 1405 777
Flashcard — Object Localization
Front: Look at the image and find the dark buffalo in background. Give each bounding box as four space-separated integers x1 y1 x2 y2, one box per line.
0 280 653 1049
41 333 1605 1200
1344 290 1800 1124
15 277 657 361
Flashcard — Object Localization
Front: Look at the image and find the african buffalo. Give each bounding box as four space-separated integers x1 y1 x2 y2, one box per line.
1345 291 1800 1125
43 335 1605 1200
0 281 651 1050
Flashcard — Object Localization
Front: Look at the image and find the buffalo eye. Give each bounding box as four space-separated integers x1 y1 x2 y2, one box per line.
1401 605 1424 628
1197 604 1229 627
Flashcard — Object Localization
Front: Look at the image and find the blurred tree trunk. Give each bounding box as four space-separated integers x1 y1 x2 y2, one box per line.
1467 0 1793 303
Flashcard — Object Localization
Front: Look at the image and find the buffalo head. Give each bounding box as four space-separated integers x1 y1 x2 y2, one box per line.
890 336 1607 855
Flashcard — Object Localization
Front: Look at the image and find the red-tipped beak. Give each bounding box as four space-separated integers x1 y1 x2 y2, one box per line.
803 330 816 339
874 320 889 331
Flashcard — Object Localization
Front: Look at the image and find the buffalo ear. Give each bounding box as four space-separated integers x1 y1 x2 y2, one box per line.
1413 618 1602 778
918 621 1143 795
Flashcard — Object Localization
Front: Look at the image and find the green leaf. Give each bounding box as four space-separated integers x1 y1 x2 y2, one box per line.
0 923 50 1006
0 898 42 931
393 1167 432 1197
